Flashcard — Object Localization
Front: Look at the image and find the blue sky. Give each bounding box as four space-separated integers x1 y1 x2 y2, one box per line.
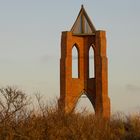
0 0 140 114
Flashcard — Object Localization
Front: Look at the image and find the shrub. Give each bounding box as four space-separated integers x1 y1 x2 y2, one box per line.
0 86 139 140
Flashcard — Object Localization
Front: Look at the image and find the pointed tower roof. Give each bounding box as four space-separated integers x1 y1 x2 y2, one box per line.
71 5 96 35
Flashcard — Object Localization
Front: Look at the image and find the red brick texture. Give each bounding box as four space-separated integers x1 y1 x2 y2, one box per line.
59 31 110 119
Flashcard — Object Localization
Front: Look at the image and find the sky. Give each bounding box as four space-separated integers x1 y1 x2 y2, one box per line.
0 0 140 114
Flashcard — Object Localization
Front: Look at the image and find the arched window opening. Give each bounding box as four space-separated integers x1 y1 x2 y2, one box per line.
72 46 79 78
89 46 94 78
75 92 95 114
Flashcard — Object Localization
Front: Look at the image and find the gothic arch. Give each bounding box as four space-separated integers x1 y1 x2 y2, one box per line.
74 93 95 113
70 89 95 113
88 45 95 78
72 43 80 51
72 44 79 78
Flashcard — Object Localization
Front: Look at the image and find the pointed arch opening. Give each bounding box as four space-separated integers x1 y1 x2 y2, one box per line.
74 92 95 114
89 46 95 78
72 45 79 78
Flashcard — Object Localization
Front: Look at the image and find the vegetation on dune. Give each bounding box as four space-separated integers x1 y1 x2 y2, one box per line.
0 87 140 140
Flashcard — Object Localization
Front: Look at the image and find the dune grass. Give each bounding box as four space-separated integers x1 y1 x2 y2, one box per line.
0 87 140 140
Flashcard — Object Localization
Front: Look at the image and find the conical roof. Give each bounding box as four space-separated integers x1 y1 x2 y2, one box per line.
71 5 96 35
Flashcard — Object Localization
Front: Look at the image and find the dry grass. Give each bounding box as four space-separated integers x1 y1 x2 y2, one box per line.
0 87 140 140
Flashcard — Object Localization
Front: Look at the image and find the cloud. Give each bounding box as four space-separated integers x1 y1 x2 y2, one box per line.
40 54 94 62
40 54 59 63
40 54 48 63
72 56 78 60
0 58 16 64
126 84 140 92
72 56 94 60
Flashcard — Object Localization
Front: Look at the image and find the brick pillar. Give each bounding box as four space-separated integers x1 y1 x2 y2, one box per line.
95 30 110 118
59 31 85 113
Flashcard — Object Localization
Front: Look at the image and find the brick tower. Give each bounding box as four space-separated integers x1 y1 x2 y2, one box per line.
59 5 110 118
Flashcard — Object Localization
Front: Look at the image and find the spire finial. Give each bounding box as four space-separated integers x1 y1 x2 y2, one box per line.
71 4 96 34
